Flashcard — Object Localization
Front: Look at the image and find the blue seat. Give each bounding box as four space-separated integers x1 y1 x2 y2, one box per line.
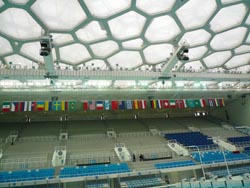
155 160 196 169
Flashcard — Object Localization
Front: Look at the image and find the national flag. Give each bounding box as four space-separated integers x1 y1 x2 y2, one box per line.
31 101 36 111
126 100 133 110
208 98 215 107
119 101 126 110
111 101 118 110
10 102 19 112
156 100 162 109
2 102 10 112
150 100 157 109
44 101 52 111
65 101 68 111
133 100 139 109
104 100 110 110
53 101 61 111
186 99 195 108
214 99 219 107
169 100 176 108
218 98 225 107
194 100 201 108
37 101 45 111
83 101 88 111
27 101 32 111
138 100 146 109
68 101 77 111
176 99 185 108
20 101 28 112
96 101 104 110
162 100 170 108
200 99 206 108
89 100 96 110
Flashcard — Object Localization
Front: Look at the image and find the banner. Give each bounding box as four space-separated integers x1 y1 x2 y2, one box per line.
104 100 110 110
126 100 133 110
96 101 104 110
2 102 10 112
83 101 88 111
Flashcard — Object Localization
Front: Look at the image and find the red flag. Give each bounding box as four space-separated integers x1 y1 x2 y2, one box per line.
162 100 170 108
31 102 36 111
176 99 185 108
111 101 118 110
138 100 146 109
83 101 88 111
65 101 68 111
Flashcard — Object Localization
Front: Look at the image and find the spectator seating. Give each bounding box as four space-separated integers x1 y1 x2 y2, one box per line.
60 163 130 178
155 160 196 169
191 150 250 164
122 177 164 188
0 168 54 183
86 183 110 188
236 127 250 135
209 166 250 177
244 147 250 155
164 132 216 148
228 136 250 146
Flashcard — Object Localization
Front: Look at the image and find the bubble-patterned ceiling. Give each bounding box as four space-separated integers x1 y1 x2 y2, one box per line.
0 0 250 90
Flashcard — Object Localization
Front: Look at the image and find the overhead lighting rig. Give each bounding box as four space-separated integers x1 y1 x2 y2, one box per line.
40 35 53 56
177 45 189 61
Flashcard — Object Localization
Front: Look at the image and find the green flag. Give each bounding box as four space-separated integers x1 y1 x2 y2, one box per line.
194 100 201 107
69 101 77 111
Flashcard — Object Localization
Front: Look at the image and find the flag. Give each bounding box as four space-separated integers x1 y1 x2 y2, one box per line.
200 99 206 108
150 100 157 109
10 102 19 112
2 102 10 112
162 100 170 108
111 101 118 110
156 100 162 109
96 101 104 110
215 99 219 107
65 101 68 111
104 100 110 110
31 101 36 111
45 101 52 111
194 100 201 108
119 101 126 110
53 101 61 111
89 100 96 110
69 101 77 111
61 101 65 111
218 98 225 107
169 100 176 108
186 99 195 108
176 99 185 108
133 100 139 109
83 101 88 111
27 101 32 111
138 100 146 109
126 100 133 110
20 101 28 112
208 98 215 107
37 101 45 111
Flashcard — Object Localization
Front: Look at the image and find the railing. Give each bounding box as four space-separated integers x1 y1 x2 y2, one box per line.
18 136 58 142
117 131 152 137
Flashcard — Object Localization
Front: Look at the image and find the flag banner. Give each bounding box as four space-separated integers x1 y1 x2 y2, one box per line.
10 102 19 112
150 100 157 109
96 101 104 110
176 99 185 109
89 100 96 110
133 100 139 110
61 101 66 111
218 98 225 107
53 101 61 111
111 100 118 110
69 101 77 111
208 98 215 107
65 101 68 111
83 101 88 111
104 100 110 110
126 100 133 110
186 99 195 108
139 100 146 109
162 100 170 108
215 98 219 107
20 101 28 112
169 100 176 108
37 101 45 111
156 100 162 109
2 101 11 112
200 99 206 108
45 101 52 111
194 100 201 108
31 101 36 111
119 101 126 110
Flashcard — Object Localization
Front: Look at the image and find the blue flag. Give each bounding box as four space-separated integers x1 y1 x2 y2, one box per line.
104 100 110 110
126 100 132 109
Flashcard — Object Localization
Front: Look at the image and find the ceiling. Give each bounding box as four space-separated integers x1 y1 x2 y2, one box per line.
0 0 250 90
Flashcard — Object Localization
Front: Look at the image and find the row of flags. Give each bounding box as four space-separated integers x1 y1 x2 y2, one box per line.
1 101 77 113
1 98 225 113
150 98 225 109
